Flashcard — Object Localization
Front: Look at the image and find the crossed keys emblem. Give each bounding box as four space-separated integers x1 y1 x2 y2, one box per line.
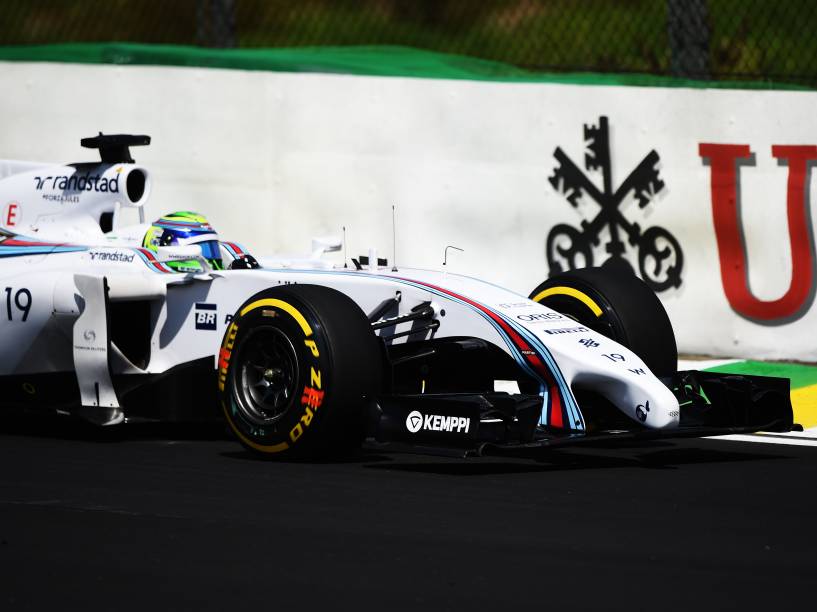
547 116 683 292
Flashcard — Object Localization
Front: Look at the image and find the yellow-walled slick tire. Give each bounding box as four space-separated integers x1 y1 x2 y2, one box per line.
218 284 382 458
530 265 677 378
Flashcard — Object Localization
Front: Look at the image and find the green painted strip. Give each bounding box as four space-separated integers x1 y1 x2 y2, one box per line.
0 43 811 91
704 360 817 390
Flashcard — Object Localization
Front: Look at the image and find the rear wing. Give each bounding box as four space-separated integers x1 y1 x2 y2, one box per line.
81 133 151 164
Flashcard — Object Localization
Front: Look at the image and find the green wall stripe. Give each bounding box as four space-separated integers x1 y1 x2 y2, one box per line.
0 43 810 91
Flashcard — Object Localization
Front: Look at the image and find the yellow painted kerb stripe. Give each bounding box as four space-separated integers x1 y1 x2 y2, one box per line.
240 298 312 336
791 384 817 429
532 286 603 317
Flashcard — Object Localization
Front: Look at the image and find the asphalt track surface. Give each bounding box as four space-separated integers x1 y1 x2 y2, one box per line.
2 418 816 611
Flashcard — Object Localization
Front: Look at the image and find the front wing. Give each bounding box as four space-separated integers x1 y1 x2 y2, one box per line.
366 371 794 458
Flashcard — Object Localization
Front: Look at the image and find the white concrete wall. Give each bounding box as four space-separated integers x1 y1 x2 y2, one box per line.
2 61 816 360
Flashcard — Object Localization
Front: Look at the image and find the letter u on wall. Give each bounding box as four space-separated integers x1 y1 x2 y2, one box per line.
700 142 817 323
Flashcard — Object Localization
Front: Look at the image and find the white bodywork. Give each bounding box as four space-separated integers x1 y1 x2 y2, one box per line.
0 154 679 429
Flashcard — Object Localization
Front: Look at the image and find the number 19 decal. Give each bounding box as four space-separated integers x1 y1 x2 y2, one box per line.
5 287 32 322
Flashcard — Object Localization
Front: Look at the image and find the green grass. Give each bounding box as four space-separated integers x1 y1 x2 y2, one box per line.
705 360 817 390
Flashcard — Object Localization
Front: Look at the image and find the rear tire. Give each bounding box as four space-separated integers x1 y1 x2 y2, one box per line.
218 284 382 458
529 265 677 377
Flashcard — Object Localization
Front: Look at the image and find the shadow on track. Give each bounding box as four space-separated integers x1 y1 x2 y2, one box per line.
0 413 227 443
219 449 395 465
216 440 795 474
361 443 791 475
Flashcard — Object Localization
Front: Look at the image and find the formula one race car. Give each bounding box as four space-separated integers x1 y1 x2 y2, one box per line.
0 135 793 458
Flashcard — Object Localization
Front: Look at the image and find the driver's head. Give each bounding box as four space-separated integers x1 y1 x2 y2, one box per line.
142 211 223 272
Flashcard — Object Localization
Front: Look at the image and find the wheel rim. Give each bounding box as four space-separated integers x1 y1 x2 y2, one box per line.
233 326 299 426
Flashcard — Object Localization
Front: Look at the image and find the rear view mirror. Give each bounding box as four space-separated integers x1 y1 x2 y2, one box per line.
311 236 342 259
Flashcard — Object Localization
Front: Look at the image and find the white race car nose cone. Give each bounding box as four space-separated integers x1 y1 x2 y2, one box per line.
406 410 423 433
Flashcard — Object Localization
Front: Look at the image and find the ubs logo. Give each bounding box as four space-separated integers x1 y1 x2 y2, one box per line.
547 116 683 292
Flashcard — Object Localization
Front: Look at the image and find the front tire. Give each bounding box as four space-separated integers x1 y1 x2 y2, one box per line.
529 265 677 377
218 284 382 458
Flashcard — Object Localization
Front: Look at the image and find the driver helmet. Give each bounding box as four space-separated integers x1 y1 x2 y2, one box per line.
142 211 223 272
